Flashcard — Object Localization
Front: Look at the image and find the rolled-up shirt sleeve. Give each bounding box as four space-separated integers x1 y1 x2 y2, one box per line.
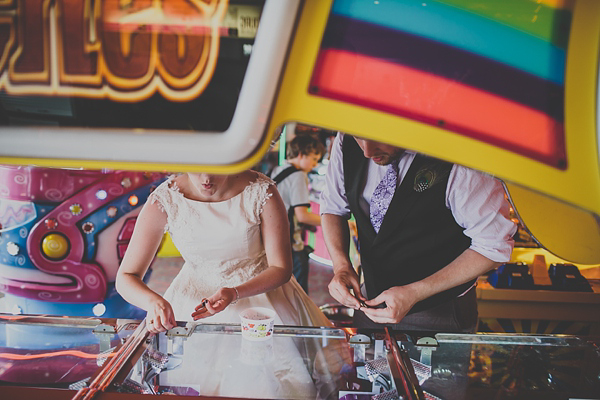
320 133 352 219
447 166 517 263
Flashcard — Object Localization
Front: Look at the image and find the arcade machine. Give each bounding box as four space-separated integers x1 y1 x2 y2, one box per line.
0 314 599 399
0 0 598 399
0 166 166 318
264 0 600 338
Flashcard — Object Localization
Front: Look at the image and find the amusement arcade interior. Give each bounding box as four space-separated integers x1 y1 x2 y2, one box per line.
0 0 599 399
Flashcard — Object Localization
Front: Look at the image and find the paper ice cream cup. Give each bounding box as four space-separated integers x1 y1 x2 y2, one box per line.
239 307 276 341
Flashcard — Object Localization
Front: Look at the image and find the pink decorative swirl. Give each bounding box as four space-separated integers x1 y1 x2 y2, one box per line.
84 274 100 289
38 291 62 301
57 211 75 227
45 188 64 202
0 166 104 202
107 185 124 196
13 173 27 185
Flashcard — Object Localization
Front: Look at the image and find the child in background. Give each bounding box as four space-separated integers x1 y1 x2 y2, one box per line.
271 134 326 294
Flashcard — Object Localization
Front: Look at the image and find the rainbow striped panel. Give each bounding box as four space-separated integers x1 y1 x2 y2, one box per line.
309 0 571 168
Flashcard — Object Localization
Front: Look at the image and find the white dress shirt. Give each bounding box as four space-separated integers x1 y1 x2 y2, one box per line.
320 133 516 262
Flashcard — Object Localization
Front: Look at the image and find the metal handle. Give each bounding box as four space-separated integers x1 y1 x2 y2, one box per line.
72 320 151 400
384 327 426 400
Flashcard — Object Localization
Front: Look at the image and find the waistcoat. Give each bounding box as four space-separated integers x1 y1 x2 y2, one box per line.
342 136 474 313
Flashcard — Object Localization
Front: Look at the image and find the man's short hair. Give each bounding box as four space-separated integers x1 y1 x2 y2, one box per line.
287 134 326 159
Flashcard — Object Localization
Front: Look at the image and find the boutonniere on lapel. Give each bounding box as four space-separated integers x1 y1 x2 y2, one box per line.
414 168 436 192
413 161 451 193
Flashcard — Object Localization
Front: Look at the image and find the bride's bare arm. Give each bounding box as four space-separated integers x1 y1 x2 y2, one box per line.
193 184 293 319
246 184 294 293
116 200 176 332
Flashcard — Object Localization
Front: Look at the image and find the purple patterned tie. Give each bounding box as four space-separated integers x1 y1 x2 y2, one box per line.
370 162 399 233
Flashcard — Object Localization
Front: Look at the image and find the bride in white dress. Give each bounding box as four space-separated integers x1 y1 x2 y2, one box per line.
116 170 340 399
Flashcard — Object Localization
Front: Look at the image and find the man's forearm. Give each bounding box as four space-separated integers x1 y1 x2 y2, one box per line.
321 213 354 273
409 248 501 303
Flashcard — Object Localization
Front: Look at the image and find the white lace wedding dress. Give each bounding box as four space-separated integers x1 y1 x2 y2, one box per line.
148 173 335 399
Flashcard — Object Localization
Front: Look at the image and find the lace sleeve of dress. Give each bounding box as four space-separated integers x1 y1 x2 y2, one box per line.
147 175 176 233
246 172 275 222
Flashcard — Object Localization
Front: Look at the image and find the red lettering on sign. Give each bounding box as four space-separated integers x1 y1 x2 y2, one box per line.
0 0 228 101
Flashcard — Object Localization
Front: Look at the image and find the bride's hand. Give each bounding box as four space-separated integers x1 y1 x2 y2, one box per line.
191 287 237 320
146 297 176 333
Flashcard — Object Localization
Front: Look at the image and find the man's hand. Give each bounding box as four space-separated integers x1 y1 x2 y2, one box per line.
328 268 365 310
361 285 419 324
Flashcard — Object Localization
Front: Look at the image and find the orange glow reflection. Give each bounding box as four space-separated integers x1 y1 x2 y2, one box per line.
0 350 116 360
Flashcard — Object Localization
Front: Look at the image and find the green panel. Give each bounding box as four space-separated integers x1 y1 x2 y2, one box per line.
437 0 572 48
